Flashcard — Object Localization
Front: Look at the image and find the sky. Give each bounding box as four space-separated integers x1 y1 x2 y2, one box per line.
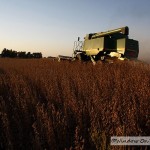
0 0 150 60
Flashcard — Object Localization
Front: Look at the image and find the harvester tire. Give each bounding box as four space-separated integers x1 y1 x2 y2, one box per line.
76 53 82 61
100 56 105 61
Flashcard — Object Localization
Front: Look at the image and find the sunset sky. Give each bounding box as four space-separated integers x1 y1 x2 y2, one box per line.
0 0 150 60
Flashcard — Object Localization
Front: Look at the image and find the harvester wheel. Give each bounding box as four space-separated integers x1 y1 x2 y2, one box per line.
100 56 105 61
76 53 82 60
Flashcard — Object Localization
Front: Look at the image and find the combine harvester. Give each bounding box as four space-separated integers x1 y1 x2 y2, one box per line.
58 26 139 64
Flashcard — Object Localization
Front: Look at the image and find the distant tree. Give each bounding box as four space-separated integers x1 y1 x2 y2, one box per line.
1 48 11 57
26 52 33 58
17 51 26 58
33 52 42 58
1 48 7 57
1 48 42 58
11 51 18 58
9 50 17 58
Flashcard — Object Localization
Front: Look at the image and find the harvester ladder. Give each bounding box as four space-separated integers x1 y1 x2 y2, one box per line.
74 41 83 50
73 40 83 57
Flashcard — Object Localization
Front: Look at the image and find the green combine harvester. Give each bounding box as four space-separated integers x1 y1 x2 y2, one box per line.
58 26 139 64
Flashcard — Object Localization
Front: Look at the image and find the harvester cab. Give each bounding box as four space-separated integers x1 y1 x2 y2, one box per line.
73 26 139 64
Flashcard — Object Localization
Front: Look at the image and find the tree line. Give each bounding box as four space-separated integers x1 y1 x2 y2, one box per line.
0 48 42 58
